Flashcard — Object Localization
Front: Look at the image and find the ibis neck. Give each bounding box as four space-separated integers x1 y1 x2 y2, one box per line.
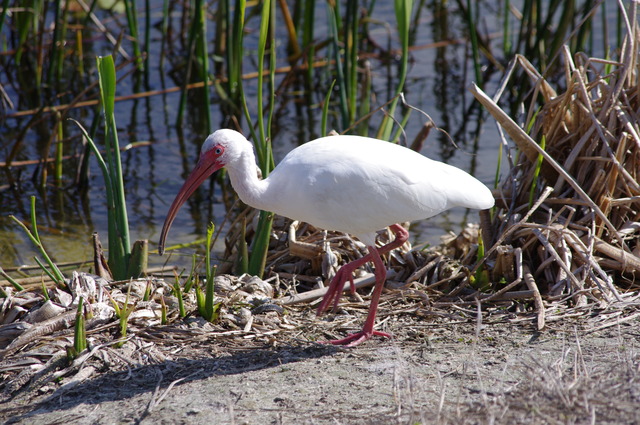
226 149 271 211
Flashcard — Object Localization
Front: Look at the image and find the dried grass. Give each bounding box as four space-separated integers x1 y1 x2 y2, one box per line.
469 7 640 310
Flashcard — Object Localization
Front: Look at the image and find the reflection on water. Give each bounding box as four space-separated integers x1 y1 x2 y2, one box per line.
0 1 619 272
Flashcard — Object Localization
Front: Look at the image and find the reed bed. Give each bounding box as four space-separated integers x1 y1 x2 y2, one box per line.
468 11 640 316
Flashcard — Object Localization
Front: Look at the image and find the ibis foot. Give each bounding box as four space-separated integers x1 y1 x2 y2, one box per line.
323 330 392 347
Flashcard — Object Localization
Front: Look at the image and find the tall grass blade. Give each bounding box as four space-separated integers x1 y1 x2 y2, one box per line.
55 115 63 187
466 0 483 80
41 278 49 301
111 285 134 348
184 254 198 293
74 297 87 353
15 4 31 66
248 211 274 277
502 0 512 56
227 0 247 102
172 270 187 318
244 0 276 277
238 218 249 274
177 0 211 131
206 223 215 284
159 0 169 71
204 269 218 322
160 296 168 325
144 0 151 72
473 232 490 291
529 135 546 208
123 0 144 70
0 0 10 36
327 2 349 129
0 266 25 292
302 0 316 85
547 0 575 70
321 79 337 137
196 1 211 133
33 257 62 284
378 0 413 140
256 0 273 156
97 55 132 280
358 61 372 136
8 197 65 285
345 0 358 123
47 0 62 86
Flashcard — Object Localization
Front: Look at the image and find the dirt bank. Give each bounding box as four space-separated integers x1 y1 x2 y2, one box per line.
2 312 638 425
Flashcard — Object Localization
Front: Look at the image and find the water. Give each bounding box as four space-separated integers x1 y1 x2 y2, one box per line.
0 1 623 273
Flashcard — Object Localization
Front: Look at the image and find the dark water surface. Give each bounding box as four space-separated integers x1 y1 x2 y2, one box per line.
0 1 620 272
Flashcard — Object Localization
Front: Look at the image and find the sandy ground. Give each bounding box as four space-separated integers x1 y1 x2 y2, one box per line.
2 312 639 425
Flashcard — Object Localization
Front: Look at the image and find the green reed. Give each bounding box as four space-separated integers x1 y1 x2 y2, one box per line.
0 0 9 36
0 266 25 292
144 0 150 72
466 0 483 88
321 79 337 137
172 269 187 318
327 1 349 129
177 0 211 132
227 0 247 104
110 285 135 348
501 0 597 72
205 223 216 287
14 1 31 66
472 232 490 291
183 254 199 294
55 114 63 187
49 0 69 85
377 0 413 140
254 0 275 166
159 0 170 71
97 55 132 279
239 0 277 278
195 224 219 323
67 297 87 360
502 0 512 56
302 0 316 84
72 56 148 280
529 135 546 209
345 0 359 124
9 196 65 286
123 0 144 70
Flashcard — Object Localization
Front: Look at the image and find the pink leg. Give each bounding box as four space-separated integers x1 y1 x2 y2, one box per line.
316 254 372 313
318 224 409 347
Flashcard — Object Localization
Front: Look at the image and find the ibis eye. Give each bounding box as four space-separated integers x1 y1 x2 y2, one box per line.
214 147 222 155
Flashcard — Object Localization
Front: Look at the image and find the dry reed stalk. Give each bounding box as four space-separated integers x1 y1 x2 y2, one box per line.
470 4 640 308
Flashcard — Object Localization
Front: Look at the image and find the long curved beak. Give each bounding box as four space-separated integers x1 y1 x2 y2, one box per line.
158 157 223 255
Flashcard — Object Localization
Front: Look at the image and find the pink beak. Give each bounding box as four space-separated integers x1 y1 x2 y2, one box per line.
158 155 223 255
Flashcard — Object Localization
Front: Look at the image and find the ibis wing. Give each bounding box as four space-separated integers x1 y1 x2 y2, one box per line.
261 136 493 239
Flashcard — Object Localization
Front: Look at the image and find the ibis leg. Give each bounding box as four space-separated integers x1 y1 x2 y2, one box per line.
317 224 409 314
317 254 372 313
320 224 409 346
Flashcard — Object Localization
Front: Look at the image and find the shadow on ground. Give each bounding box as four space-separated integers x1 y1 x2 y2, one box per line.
3 343 339 424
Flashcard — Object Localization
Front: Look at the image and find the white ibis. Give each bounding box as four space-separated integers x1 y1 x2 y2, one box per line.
159 129 494 346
